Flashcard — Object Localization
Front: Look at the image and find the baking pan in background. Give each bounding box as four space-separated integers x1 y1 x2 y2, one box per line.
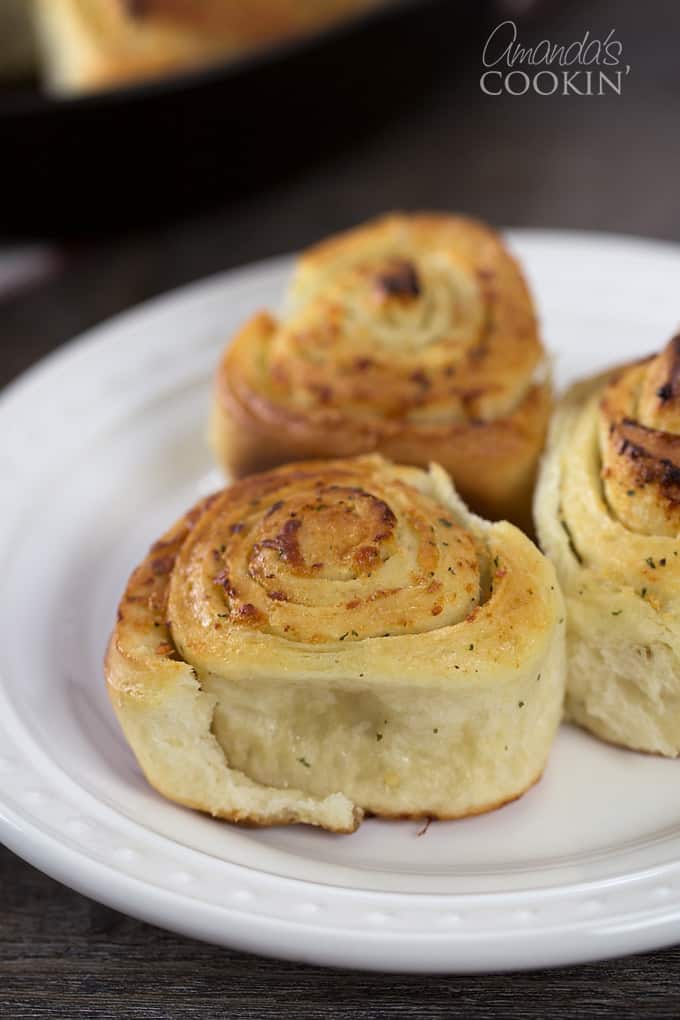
0 0 496 239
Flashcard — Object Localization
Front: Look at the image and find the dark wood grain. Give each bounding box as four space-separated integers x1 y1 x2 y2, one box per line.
2 0 680 1014
3 846 680 1020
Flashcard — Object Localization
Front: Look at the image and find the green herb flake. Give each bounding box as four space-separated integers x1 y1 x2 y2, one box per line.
438 518 453 528
338 632 349 641
433 728 439 734
560 518 583 564
518 700 525 708
626 489 635 496
351 630 359 637
376 732 383 742
646 557 656 569
468 643 474 651
493 556 499 568
297 756 311 768
612 610 622 616
640 588 647 598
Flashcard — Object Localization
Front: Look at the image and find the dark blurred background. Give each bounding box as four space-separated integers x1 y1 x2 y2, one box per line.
3 1 680 1014
2 0 679 385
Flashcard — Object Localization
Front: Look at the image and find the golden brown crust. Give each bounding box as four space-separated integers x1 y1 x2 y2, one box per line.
600 334 680 536
167 457 483 647
211 213 551 531
107 455 565 830
364 769 543 821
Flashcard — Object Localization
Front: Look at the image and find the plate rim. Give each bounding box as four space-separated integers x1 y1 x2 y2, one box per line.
4 224 680 409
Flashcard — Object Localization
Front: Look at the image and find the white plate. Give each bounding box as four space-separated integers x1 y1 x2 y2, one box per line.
2 230 680 973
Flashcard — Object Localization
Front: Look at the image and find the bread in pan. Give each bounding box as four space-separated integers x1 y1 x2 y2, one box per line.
33 0 383 93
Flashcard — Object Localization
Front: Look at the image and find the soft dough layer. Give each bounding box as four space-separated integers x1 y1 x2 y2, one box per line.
534 334 680 756
211 213 551 530
106 455 565 832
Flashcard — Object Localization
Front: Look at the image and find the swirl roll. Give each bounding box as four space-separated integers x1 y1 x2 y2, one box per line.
211 214 551 530
106 455 565 832
535 334 680 755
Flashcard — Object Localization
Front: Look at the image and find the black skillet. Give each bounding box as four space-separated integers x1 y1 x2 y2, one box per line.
0 0 494 239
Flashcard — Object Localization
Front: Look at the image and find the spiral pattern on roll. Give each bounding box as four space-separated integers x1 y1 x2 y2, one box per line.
108 455 564 829
170 459 480 650
212 214 551 528
600 334 680 537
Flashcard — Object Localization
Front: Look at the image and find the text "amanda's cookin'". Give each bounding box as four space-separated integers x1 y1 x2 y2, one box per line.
481 21 631 97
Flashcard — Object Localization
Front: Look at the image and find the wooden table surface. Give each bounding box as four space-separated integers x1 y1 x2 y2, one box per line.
3 1 680 1014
